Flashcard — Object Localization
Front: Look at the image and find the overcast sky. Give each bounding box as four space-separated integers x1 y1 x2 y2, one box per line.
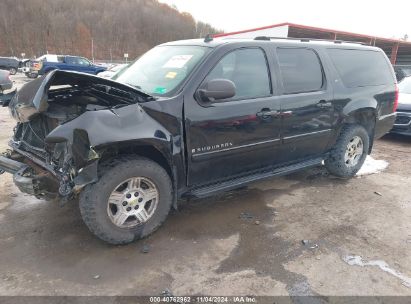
158 0 410 39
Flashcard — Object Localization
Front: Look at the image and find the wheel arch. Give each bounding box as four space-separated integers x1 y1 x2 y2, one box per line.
341 107 377 154
98 140 173 180
96 140 179 209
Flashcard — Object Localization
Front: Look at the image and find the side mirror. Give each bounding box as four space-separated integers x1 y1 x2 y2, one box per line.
198 79 236 102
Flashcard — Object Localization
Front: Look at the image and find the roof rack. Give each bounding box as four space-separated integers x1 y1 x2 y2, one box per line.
253 36 368 45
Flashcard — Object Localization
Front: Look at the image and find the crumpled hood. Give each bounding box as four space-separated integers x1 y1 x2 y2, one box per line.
397 92 411 111
9 70 151 122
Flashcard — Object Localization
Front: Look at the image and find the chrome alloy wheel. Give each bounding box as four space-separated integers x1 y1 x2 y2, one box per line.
344 136 364 167
107 177 159 228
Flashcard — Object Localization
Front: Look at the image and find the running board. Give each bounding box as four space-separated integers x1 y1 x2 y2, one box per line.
190 157 323 198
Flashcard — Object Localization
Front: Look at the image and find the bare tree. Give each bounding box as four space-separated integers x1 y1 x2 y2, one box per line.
0 0 222 60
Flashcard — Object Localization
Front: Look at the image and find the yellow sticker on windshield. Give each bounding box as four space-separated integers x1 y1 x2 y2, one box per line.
165 71 177 79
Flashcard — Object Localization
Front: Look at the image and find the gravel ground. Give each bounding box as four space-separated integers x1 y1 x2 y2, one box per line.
0 74 410 296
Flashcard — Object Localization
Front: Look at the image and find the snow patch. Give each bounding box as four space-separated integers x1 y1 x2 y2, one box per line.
343 255 411 288
356 156 389 176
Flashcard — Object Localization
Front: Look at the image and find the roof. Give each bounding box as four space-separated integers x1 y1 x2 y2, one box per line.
162 37 380 51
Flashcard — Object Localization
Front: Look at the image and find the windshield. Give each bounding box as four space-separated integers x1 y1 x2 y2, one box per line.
114 45 210 96
399 76 411 94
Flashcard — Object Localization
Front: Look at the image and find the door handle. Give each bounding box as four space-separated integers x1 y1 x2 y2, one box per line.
256 109 280 118
317 100 332 108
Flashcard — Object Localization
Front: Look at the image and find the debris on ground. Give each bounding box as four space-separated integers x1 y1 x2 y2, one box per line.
301 240 319 249
374 191 383 196
239 212 254 220
93 275 100 279
356 156 389 176
307 170 329 181
141 244 150 254
161 288 173 296
255 220 260 225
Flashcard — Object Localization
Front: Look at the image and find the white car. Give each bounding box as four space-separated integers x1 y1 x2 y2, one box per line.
391 76 411 136
97 64 128 79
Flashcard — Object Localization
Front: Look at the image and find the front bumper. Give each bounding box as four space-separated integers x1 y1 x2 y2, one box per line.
0 154 59 199
0 155 27 174
0 155 38 196
0 81 12 91
390 111 411 136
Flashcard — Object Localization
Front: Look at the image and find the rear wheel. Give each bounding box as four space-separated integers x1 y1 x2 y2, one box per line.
79 156 173 245
9 68 17 75
324 124 369 178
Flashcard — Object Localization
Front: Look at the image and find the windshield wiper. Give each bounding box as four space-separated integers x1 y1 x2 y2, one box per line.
125 83 157 101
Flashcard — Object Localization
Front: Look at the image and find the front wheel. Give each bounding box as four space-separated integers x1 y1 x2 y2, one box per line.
79 156 173 245
324 124 369 178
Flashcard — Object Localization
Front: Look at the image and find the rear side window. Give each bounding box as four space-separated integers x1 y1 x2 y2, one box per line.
65 57 77 65
277 48 324 94
204 48 271 100
327 49 393 87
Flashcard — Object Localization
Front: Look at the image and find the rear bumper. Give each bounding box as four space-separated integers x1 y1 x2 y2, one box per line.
375 113 396 139
390 111 411 136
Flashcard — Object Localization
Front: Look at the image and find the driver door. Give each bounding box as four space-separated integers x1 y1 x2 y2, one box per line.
185 47 282 186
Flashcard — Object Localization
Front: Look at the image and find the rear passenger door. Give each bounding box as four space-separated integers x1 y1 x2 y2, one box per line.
275 47 334 161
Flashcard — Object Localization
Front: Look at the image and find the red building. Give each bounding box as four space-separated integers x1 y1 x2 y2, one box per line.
214 22 411 65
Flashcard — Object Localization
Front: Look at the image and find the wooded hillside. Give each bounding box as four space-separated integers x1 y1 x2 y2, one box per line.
0 0 221 60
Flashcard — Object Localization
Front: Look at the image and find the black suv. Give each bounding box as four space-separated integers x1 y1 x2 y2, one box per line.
0 37 397 244
0 57 19 75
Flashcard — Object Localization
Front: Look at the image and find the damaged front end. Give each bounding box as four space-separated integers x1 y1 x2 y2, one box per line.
0 70 152 201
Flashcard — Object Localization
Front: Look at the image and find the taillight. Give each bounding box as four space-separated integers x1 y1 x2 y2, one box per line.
393 85 399 112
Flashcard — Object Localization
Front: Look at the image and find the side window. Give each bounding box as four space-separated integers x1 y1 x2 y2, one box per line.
78 58 91 66
327 49 393 87
277 48 324 94
203 48 271 100
65 57 76 65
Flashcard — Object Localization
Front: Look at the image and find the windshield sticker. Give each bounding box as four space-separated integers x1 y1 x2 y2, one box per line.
165 71 177 79
163 55 193 69
154 87 167 94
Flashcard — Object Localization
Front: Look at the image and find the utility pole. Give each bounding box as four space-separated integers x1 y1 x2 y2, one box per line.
91 37 94 63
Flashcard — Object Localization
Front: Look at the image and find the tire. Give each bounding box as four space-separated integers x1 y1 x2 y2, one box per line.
79 156 173 245
324 124 369 178
9 68 17 75
27 73 38 79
